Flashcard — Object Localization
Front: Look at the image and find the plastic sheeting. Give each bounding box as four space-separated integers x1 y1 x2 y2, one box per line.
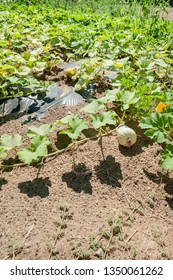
0 85 84 120
0 59 116 121
33 88 84 120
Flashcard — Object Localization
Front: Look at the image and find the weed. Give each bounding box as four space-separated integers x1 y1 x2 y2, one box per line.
48 203 73 259
73 248 91 260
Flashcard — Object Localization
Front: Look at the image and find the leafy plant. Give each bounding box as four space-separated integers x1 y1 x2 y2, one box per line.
72 58 102 91
27 123 55 138
81 100 105 114
139 112 173 143
17 135 50 164
0 148 7 160
58 113 88 140
0 0 173 171
160 142 173 170
0 134 23 151
90 110 116 131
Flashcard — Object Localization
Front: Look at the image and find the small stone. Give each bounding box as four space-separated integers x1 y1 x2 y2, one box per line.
95 248 103 257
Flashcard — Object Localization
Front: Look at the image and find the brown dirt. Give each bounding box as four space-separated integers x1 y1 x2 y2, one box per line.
0 98 173 260
0 8 173 261
166 7 173 20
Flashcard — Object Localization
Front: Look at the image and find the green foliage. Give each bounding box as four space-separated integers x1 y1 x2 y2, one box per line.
1 1 173 99
59 114 88 140
116 92 139 111
140 108 173 169
27 124 55 138
0 148 7 160
0 1 173 170
81 100 105 114
161 157 173 170
72 58 102 91
90 111 116 130
160 142 173 169
139 112 173 143
0 134 23 150
17 135 49 164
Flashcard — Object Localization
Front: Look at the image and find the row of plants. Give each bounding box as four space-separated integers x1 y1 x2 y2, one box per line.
0 86 173 169
0 2 173 170
1 2 173 99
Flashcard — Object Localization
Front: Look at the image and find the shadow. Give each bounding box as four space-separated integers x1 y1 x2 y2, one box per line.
0 112 26 126
62 163 92 194
118 120 153 157
165 197 173 210
55 132 72 150
144 169 173 210
143 169 173 188
82 128 98 139
0 178 8 190
94 155 122 188
18 177 51 198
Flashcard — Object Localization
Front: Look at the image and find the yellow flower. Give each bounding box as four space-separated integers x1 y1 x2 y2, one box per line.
156 102 168 113
0 70 8 76
64 67 77 78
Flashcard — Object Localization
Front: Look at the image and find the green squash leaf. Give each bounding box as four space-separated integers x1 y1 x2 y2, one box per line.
0 147 7 160
60 114 88 140
91 110 116 130
0 134 23 150
161 157 173 170
27 124 55 138
81 100 105 114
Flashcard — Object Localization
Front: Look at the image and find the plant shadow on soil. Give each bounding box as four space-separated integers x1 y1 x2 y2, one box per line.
62 163 93 194
0 178 8 190
18 177 51 198
55 133 72 150
62 155 122 194
0 112 26 126
94 155 122 188
143 169 173 210
55 128 98 150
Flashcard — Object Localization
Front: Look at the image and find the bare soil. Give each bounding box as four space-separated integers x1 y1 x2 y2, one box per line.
0 9 173 261
0 98 173 260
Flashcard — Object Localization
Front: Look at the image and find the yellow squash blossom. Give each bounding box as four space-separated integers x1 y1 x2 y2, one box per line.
64 67 77 78
156 102 168 113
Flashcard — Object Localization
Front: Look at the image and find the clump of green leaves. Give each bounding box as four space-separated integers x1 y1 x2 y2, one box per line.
81 100 116 135
139 104 173 169
17 135 50 164
58 113 88 140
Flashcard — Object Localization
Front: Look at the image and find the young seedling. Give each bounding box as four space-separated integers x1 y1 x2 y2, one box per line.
73 248 91 260
48 204 73 260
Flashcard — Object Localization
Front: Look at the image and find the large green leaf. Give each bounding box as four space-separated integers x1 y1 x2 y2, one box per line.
17 142 49 164
161 158 173 170
81 100 105 114
60 114 88 140
0 134 23 150
0 147 7 160
27 124 55 138
91 110 116 130
117 91 139 110
17 147 38 164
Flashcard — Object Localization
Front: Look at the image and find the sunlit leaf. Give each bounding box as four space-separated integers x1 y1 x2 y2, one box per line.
0 134 23 150
27 124 55 138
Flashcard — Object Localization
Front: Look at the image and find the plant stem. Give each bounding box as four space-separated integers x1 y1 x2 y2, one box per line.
0 128 117 171
121 109 126 123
